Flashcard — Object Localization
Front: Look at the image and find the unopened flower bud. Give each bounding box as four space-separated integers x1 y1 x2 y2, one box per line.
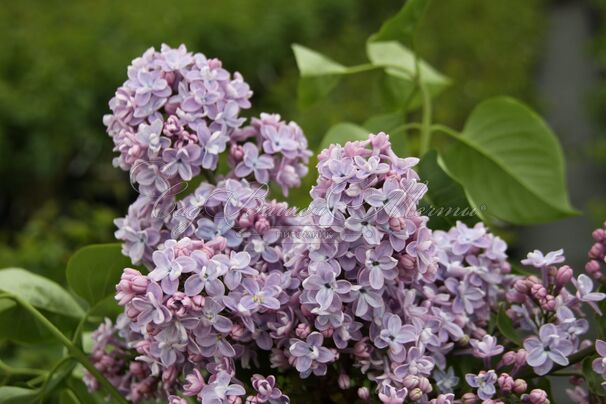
586 260 602 278
590 243 605 260
498 373 514 393
527 388 548 404
418 377 432 393
409 388 423 401
513 379 527 394
502 351 516 366
530 284 547 299
402 375 420 389
461 392 478 404
295 323 311 339
594 228 606 242
555 265 573 286
357 387 370 400
254 216 270 235
338 373 351 390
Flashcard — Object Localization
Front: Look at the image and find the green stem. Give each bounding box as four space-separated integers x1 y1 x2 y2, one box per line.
343 63 382 75
39 356 74 402
6 295 128 404
416 54 432 156
0 360 47 377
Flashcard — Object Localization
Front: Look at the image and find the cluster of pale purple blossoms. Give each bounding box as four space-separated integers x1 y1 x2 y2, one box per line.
89 45 606 404
108 44 311 267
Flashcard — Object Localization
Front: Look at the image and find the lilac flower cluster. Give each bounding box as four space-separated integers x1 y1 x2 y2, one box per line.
90 45 606 404
104 43 251 183
504 249 605 377
109 46 310 265
229 113 312 196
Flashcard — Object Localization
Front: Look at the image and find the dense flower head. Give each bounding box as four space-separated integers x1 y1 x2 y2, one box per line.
93 45 606 404
104 43 252 188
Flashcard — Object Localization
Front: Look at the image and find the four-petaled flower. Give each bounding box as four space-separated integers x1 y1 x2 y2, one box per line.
465 370 497 400
524 323 573 375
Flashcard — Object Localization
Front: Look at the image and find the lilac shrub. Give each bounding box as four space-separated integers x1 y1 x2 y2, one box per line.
86 44 606 403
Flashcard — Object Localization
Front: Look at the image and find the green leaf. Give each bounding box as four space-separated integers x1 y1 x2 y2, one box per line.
0 268 84 318
368 0 431 46
583 356 606 396
417 151 479 229
496 304 522 346
0 304 78 343
291 44 348 77
297 76 342 108
367 41 449 111
66 244 131 308
367 41 449 95
437 97 579 224
319 123 369 151
0 386 39 403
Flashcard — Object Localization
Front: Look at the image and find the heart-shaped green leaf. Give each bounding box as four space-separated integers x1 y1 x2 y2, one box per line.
368 0 430 46
66 244 132 308
0 268 84 317
291 44 348 77
438 97 578 224
418 151 478 229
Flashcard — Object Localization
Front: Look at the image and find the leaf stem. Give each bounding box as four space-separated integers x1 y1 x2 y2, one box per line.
6 294 128 404
343 63 382 75
416 53 432 156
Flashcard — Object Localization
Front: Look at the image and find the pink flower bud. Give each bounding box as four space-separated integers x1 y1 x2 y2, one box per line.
461 392 478 404
590 243 605 260
402 375 420 389
409 388 423 401
527 388 548 404
586 260 602 278
530 284 547 299
230 144 245 162
295 323 311 339
593 228 606 242
540 295 556 311
556 265 573 286
514 279 529 294
498 373 514 392
502 351 516 366
513 379 527 394
418 377 432 393
338 373 351 390
254 216 270 235
515 349 528 367
357 387 370 400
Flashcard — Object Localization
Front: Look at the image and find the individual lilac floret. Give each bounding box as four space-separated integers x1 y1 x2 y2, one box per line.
465 370 497 400
521 249 565 268
433 367 459 394
524 323 573 375
200 371 245 404
378 383 408 404
572 274 606 314
374 314 417 355
249 374 289 403
289 332 335 378
470 335 504 359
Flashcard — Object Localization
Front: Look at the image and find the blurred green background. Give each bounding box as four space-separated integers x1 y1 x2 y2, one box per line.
1 0 604 287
